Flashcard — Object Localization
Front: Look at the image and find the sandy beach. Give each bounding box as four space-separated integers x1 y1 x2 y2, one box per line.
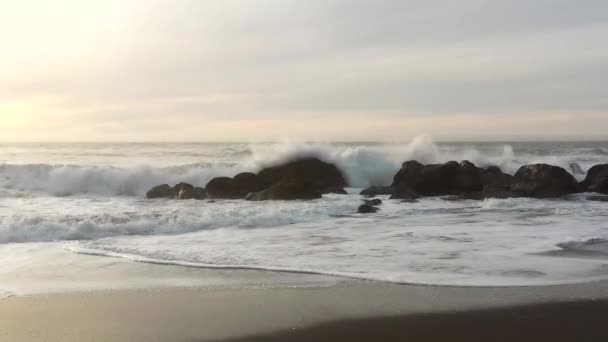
2 245 608 341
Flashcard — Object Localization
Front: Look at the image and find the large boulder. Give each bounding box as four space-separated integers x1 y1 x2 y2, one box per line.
146 184 175 199
146 183 207 200
245 179 322 201
257 158 347 194
233 172 267 195
205 177 240 199
205 173 266 199
174 183 207 200
363 198 382 206
511 164 578 198
391 160 485 196
481 166 514 199
582 164 608 194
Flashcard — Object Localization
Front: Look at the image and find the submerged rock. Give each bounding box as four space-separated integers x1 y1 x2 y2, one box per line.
587 195 608 202
582 164 608 194
511 164 578 198
363 198 382 206
357 204 379 214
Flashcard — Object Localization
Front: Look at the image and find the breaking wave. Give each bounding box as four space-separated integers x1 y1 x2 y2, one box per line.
0 136 519 197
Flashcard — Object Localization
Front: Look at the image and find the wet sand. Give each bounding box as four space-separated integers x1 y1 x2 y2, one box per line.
2 245 608 341
222 299 608 342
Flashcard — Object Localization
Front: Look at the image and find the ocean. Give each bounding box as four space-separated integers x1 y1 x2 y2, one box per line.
1 137 608 288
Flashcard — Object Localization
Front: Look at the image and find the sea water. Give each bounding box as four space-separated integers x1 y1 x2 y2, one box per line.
1 137 608 288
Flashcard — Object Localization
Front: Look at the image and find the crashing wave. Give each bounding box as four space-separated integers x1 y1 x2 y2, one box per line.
0 136 518 196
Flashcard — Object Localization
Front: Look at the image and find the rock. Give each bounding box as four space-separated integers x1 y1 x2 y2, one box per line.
582 164 608 194
146 184 176 199
205 173 267 199
481 166 514 199
245 179 322 201
587 195 608 202
511 164 578 198
173 183 194 199
257 157 347 194
391 160 484 196
360 186 393 197
390 183 419 199
357 204 379 214
233 172 266 195
569 162 585 175
205 177 240 199
363 198 382 206
177 185 207 200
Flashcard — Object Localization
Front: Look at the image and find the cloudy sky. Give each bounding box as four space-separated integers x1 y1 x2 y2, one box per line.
1 0 607 141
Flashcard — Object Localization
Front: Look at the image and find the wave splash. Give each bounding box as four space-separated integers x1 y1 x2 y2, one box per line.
0 136 519 197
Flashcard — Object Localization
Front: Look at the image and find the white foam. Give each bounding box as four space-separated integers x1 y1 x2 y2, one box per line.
1 137 604 197
2 139 608 288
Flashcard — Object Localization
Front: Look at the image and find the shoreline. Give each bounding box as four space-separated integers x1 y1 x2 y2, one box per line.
2 244 608 341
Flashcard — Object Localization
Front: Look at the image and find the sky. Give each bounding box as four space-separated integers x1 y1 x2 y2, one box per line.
1 0 607 142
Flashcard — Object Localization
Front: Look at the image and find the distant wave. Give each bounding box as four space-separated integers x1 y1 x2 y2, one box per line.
3 136 601 197
0 136 521 197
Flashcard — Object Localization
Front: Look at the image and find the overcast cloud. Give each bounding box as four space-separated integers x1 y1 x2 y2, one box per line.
1 0 607 141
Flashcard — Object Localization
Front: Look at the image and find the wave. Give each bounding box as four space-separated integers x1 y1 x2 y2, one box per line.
0 163 247 197
0 136 592 197
0 194 358 243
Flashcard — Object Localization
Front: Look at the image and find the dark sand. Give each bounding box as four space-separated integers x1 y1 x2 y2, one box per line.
222 300 608 342
2 247 608 341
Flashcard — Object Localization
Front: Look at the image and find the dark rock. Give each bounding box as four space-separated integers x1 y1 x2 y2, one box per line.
173 183 196 199
481 166 514 199
258 157 347 194
245 179 322 201
587 195 608 202
360 186 393 197
582 164 608 194
357 204 379 214
233 172 267 195
205 177 240 199
511 164 578 198
363 198 382 206
391 160 484 197
178 186 207 200
390 183 419 200
146 184 176 199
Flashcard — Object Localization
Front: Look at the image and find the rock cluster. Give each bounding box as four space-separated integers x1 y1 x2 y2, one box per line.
147 157 347 201
146 157 608 206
